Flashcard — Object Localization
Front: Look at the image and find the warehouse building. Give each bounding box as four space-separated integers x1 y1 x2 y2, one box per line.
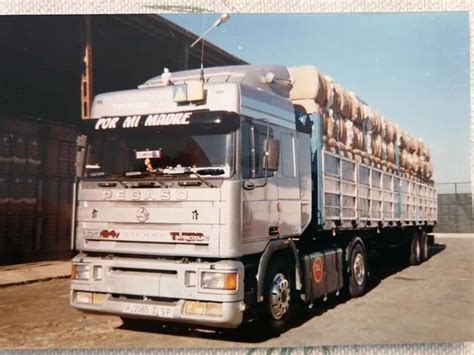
0 15 246 265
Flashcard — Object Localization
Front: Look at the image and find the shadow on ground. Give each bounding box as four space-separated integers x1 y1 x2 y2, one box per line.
118 241 447 343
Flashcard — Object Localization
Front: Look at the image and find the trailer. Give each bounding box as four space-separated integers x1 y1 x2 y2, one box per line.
70 64 436 332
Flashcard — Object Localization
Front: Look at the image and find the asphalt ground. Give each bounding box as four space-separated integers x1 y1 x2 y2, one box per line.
0 235 472 349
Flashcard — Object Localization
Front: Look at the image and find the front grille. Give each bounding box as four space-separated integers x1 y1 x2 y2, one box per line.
110 267 178 278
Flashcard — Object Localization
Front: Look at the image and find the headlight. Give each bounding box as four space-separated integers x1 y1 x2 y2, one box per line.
200 271 237 290
72 264 91 280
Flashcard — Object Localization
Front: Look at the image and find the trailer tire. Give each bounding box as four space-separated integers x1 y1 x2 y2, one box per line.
420 231 429 262
409 232 422 265
348 242 368 298
262 261 296 333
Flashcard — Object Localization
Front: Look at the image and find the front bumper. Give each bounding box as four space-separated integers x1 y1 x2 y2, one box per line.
70 255 245 328
71 291 244 328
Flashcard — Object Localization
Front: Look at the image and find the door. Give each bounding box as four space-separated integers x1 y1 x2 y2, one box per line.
241 120 278 251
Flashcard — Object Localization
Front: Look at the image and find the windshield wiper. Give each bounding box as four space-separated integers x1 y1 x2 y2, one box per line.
125 170 166 187
88 173 129 187
158 165 217 188
189 172 216 188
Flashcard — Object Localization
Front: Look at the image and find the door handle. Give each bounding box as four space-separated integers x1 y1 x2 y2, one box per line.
243 181 255 190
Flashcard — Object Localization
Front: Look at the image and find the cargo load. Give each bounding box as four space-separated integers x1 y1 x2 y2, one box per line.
289 65 433 182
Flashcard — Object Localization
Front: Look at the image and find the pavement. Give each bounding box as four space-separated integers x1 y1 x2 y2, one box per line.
0 233 471 288
432 232 474 238
0 260 71 287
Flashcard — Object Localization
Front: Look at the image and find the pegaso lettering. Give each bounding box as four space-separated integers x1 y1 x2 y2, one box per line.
102 190 188 201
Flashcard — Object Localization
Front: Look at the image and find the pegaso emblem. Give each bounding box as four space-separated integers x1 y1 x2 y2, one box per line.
136 207 150 223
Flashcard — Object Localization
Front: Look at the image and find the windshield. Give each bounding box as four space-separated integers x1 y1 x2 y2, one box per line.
83 112 238 178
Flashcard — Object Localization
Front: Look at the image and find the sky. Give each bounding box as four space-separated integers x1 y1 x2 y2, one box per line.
164 12 471 186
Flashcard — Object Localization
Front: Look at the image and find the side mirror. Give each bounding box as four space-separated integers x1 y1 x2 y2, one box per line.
75 135 88 178
264 138 280 172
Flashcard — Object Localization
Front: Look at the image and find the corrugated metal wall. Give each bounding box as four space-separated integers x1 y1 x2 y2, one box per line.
0 117 76 264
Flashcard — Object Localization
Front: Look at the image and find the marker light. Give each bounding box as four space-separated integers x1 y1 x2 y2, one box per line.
71 264 91 280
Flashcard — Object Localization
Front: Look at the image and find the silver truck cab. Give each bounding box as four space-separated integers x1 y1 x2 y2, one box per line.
70 65 311 328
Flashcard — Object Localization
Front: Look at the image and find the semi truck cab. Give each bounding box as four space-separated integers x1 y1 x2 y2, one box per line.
70 65 312 328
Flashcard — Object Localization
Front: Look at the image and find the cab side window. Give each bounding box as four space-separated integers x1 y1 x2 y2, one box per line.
280 132 295 177
241 119 274 179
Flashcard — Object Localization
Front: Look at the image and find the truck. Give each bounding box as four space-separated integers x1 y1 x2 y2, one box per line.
70 64 436 331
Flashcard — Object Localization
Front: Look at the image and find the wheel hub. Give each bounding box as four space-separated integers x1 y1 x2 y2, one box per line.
353 253 366 286
269 273 290 320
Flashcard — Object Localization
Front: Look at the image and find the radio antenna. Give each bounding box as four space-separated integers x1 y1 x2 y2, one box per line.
190 14 230 84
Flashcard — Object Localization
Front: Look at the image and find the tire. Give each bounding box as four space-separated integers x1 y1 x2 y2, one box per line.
348 242 368 298
262 261 296 333
420 231 429 262
409 232 422 265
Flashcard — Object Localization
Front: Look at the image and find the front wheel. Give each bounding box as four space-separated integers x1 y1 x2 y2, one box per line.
348 242 368 297
263 262 296 333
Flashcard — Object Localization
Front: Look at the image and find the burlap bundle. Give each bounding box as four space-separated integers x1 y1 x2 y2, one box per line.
412 154 420 174
381 142 388 165
322 109 335 146
350 95 361 123
344 120 354 151
370 112 383 135
410 138 419 154
386 141 395 163
426 161 433 178
340 89 353 118
315 72 329 107
352 126 364 151
406 152 414 172
332 84 344 114
383 121 396 143
400 132 416 153
371 134 383 159
400 149 409 170
354 101 365 125
336 116 347 151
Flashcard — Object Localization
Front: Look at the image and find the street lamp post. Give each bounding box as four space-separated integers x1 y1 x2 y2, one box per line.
190 14 230 48
190 14 230 83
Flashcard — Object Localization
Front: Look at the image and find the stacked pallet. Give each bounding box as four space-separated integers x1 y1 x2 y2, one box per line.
0 117 76 265
0 118 42 258
288 66 433 183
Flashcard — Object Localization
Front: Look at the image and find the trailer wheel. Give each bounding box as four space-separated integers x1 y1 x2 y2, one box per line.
348 243 368 297
409 232 422 265
420 231 429 262
263 261 295 333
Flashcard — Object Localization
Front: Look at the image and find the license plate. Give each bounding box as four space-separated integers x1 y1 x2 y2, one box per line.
121 302 173 318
